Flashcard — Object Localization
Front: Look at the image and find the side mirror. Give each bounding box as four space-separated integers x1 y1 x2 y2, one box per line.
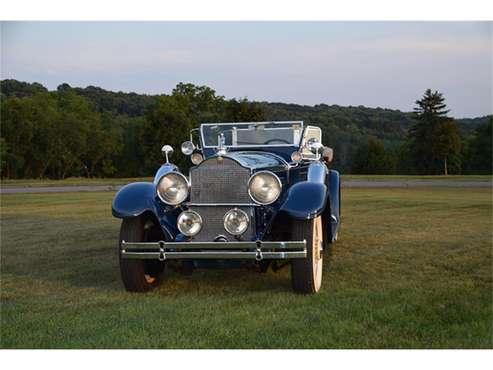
161 145 174 163
322 147 334 163
307 138 324 156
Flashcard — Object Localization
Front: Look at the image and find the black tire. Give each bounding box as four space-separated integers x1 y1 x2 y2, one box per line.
119 217 164 292
291 216 324 294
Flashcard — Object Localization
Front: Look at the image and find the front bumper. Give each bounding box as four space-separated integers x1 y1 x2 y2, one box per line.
121 240 307 261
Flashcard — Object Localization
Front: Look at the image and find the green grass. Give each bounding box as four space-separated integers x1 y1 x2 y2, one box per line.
0 177 153 188
341 175 492 181
1 188 491 348
1 175 491 188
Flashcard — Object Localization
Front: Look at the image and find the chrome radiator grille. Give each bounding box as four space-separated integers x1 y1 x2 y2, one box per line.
190 206 255 242
189 158 254 241
190 157 251 203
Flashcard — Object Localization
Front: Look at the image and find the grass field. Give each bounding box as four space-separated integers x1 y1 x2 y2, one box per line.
0 177 153 188
1 175 491 188
1 187 492 348
341 175 492 182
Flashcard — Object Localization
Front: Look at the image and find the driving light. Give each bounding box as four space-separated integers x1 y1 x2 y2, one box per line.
291 151 302 163
191 152 203 165
177 210 202 236
223 208 249 236
156 172 189 205
181 141 195 155
248 171 282 205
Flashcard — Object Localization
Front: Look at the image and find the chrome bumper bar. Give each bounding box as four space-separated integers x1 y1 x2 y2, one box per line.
120 240 307 261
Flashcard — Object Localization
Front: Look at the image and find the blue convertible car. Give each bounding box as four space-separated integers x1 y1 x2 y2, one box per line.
112 121 341 294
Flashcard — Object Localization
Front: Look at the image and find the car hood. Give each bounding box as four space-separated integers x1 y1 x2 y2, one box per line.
222 151 288 171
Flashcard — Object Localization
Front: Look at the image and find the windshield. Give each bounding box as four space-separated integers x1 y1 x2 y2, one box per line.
200 121 303 148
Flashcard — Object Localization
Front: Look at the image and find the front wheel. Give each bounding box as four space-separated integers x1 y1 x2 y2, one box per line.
119 217 165 292
290 216 324 294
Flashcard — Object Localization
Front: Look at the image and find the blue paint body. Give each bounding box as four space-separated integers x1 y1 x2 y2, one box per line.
112 151 341 247
112 163 181 240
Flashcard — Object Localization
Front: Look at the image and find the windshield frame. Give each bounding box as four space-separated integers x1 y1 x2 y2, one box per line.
199 121 304 149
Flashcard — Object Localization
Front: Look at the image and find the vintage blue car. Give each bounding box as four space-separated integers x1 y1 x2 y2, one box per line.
112 121 341 294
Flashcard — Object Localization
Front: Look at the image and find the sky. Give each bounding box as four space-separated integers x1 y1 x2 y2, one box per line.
1 21 491 118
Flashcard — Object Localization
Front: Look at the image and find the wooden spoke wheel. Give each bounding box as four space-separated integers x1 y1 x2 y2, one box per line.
291 215 324 294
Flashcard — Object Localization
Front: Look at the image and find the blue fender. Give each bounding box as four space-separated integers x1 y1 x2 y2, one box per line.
280 161 328 220
326 169 341 242
328 170 340 221
112 163 181 240
153 163 178 184
112 182 159 219
111 162 176 217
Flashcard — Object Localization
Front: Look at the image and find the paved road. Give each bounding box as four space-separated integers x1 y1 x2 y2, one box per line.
0 185 124 194
1 180 491 194
343 180 492 188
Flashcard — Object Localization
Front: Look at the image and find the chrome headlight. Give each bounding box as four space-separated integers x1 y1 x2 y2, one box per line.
291 150 302 163
191 152 203 165
223 208 249 236
177 210 202 236
156 172 189 205
181 141 195 155
247 171 282 205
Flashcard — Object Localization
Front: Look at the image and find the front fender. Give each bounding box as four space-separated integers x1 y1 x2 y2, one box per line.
280 182 327 220
328 169 340 220
112 182 179 240
153 163 178 184
280 161 328 220
112 182 159 218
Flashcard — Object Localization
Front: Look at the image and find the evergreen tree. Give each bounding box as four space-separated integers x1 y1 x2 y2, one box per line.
409 89 461 174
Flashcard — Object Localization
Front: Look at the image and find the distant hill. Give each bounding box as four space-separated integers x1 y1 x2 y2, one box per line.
1 79 490 174
455 115 492 126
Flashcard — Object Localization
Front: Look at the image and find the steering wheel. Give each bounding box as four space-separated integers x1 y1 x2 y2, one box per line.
265 138 291 145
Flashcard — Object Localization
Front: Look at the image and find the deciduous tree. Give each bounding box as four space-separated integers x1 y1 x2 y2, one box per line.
352 136 396 174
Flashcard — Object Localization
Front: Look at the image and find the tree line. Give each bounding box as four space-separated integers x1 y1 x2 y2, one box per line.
0 79 491 179
351 90 491 175
0 80 264 178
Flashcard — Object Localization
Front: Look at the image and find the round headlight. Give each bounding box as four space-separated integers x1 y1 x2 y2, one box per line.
156 172 189 205
247 171 282 205
223 208 249 236
191 152 203 165
177 210 202 236
291 151 302 163
181 141 195 155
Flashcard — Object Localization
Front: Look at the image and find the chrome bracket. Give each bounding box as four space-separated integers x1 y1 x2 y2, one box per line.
255 240 263 261
158 241 166 261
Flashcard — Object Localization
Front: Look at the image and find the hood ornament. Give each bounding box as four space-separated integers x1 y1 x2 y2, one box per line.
215 133 228 156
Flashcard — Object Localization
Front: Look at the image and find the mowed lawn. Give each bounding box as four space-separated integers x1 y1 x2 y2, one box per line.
0 187 491 348
1 174 491 188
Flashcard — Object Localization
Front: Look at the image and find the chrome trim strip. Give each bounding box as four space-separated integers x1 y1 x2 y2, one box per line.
186 202 260 207
121 240 306 250
121 240 307 260
121 250 307 260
